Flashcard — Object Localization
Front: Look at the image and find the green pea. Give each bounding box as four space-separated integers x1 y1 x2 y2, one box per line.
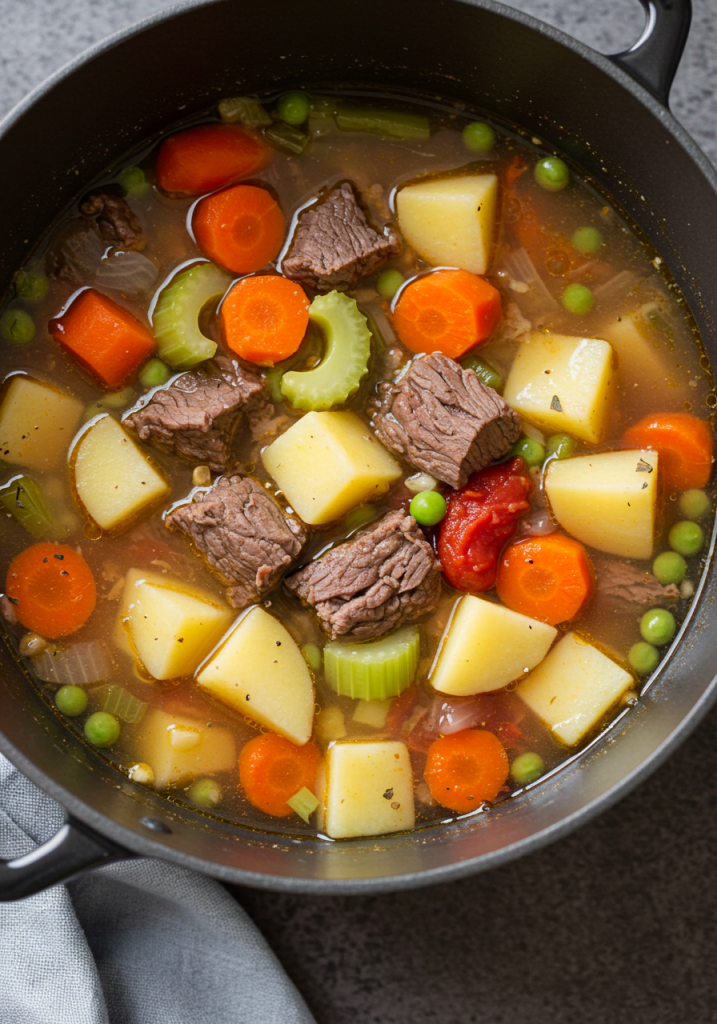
188 778 223 808
678 489 710 521
55 685 88 717
534 156 570 192
119 165 149 196
561 283 593 316
571 226 603 256
410 490 447 527
511 436 546 468
652 551 687 586
376 269 404 300
639 608 676 647
15 269 49 303
511 752 545 786
1 309 35 345
139 357 171 389
84 711 120 748
276 91 311 126
545 433 577 460
668 520 704 557
462 121 496 153
302 643 322 672
628 641 660 675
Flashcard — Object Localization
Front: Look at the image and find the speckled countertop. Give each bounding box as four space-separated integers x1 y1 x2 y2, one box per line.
2 1 717 1020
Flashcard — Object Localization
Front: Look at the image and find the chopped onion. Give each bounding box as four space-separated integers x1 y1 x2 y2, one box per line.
436 697 488 735
405 472 438 493
593 269 638 306
498 248 559 318
518 509 558 537
95 250 158 295
31 640 112 686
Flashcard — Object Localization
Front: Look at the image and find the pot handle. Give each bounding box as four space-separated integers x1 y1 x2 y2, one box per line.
0 815 130 902
610 0 691 107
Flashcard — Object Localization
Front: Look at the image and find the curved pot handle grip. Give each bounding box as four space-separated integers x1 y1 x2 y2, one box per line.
0 816 130 902
611 0 692 107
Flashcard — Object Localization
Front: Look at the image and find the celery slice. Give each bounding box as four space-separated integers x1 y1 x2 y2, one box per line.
152 263 232 369
92 684 147 724
287 786 319 823
218 96 272 128
265 122 309 155
0 474 68 540
336 106 430 140
280 291 371 411
324 626 420 700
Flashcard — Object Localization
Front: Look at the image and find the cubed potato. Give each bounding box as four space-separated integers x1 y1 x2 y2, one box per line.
118 569 232 680
0 375 82 471
503 332 614 444
599 306 673 395
517 632 633 746
196 606 315 746
396 175 498 274
262 411 401 525
430 595 557 696
545 448 658 559
131 708 236 789
324 740 415 839
352 698 393 729
71 414 170 533
316 705 347 745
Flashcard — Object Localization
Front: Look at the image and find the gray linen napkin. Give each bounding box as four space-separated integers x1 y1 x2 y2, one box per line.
0 753 317 1024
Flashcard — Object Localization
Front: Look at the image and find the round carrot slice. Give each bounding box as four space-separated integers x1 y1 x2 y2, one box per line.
220 275 309 365
239 732 320 817
424 729 508 812
193 184 285 275
6 543 97 639
622 412 714 491
496 533 594 625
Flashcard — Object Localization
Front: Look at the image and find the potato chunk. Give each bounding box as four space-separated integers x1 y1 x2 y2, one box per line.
196 606 314 746
396 175 498 274
71 414 170 533
430 595 557 696
599 306 674 396
262 411 401 525
324 740 415 839
118 569 232 680
545 449 658 559
0 375 82 471
517 632 633 746
503 332 614 444
131 708 236 789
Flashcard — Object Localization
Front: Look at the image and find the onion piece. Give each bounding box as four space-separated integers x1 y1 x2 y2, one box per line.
498 248 559 318
517 509 558 537
95 250 158 295
31 640 112 686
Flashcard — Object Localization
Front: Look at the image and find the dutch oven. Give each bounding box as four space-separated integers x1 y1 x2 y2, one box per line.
1 0 715 899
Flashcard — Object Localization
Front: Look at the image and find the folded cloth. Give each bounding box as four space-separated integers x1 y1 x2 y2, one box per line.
0 754 317 1024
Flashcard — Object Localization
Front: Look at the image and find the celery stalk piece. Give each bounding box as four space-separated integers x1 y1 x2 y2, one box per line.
460 352 504 393
324 626 421 700
92 684 148 724
0 474 68 540
336 106 430 140
265 122 309 155
287 786 320 823
218 95 272 127
152 263 232 369
280 291 371 411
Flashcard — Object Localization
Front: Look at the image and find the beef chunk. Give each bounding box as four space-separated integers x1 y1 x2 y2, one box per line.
595 560 679 609
46 220 105 285
373 353 522 489
165 475 306 609
285 510 441 640
282 182 400 292
124 357 264 474
80 191 145 251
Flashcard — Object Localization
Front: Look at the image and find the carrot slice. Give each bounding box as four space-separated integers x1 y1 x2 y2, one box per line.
193 185 285 275
239 733 320 817
155 124 270 195
622 412 714 491
424 729 508 812
392 269 501 358
6 542 97 639
496 533 594 626
49 289 155 389
220 275 309 365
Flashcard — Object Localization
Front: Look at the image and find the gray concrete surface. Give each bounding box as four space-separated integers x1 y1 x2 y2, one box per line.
2 0 717 1021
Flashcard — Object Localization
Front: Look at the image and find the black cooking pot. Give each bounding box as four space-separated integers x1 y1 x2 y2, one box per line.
1 0 714 899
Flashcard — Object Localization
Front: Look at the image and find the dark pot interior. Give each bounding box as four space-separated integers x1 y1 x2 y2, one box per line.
1 0 716 894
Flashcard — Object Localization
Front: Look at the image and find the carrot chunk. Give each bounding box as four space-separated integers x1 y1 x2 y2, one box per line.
622 412 714 491
6 543 97 639
239 732 320 817
155 124 270 195
392 269 501 358
220 275 309 365
193 185 285 275
496 533 594 626
424 729 508 812
49 289 155 389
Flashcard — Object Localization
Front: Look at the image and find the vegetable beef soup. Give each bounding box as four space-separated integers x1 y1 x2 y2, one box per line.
0 92 713 841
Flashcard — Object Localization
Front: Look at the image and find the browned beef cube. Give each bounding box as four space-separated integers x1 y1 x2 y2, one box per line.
165 475 306 610
373 353 522 489
124 357 264 474
594 559 679 609
282 182 400 292
80 190 146 251
285 510 441 641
